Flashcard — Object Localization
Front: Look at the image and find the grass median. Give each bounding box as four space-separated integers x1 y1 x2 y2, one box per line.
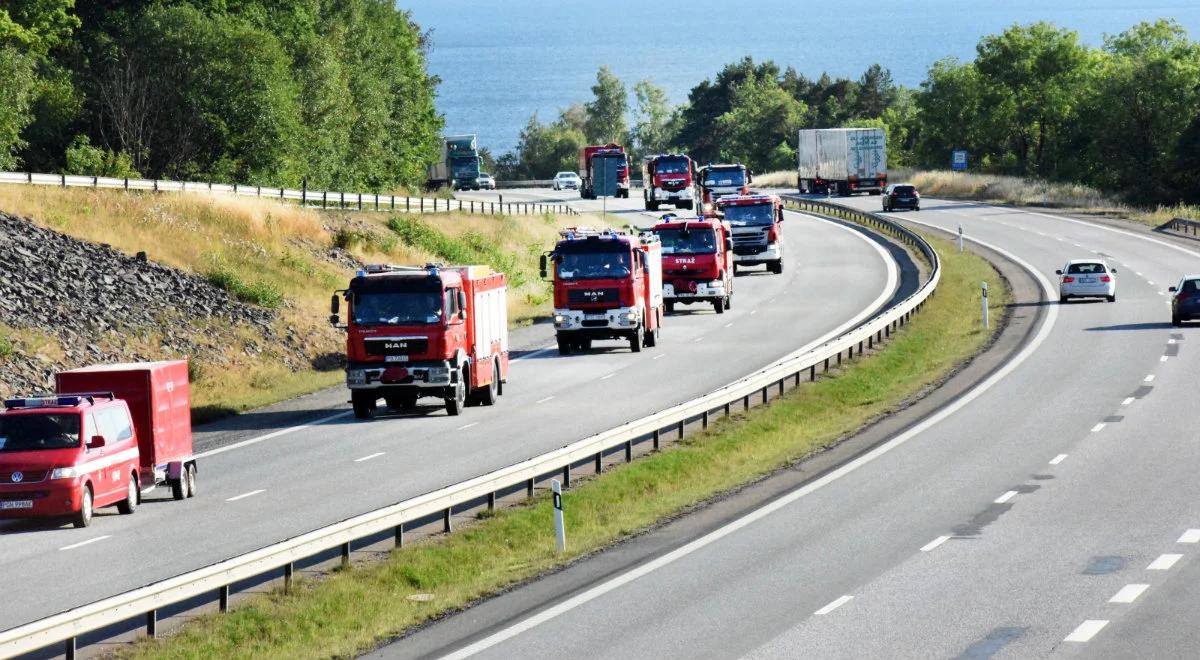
127 230 1009 659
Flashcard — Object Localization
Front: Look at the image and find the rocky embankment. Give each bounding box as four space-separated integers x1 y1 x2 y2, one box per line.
0 212 282 398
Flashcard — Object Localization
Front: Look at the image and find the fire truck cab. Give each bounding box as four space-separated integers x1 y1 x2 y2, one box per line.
333 264 509 418
642 154 696 211
717 194 786 275
541 228 664 355
653 215 734 314
697 163 751 216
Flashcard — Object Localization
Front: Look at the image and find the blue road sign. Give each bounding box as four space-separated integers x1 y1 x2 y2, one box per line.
952 150 969 171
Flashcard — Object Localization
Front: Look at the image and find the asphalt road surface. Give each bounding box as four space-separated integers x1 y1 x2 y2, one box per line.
0 190 900 635
389 196 1200 660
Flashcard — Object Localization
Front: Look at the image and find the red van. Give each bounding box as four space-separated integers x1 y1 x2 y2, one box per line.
0 361 196 528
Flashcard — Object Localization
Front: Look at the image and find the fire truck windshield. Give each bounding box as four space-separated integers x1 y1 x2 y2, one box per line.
557 251 631 280
0 414 81 451
352 292 444 325
704 170 745 188
657 228 717 255
722 203 775 225
655 159 689 175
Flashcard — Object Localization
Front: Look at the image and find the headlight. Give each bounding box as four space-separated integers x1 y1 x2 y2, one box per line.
709 280 722 287
624 311 637 321
428 367 450 380
554 314 565 324
346 370 367 385
51 467 79 480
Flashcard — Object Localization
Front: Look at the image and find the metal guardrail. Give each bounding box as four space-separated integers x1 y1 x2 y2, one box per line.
0 171 579 217
0 200 938 659
1166 216 1200 237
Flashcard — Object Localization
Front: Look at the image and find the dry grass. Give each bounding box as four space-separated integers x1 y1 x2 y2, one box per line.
752 170 798 188
0 185 575 415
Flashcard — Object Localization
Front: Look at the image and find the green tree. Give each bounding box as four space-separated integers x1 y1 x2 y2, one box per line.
513 111 586 179
715 78 805 172
851 64 898 119
0 0 80 55
0 47 36 169
631 79 673 159
584 66 627 144
913 58 987 168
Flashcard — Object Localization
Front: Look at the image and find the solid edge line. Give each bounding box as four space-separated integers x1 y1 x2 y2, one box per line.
435 212 1058 660
225 489 266 502
814 595 853 615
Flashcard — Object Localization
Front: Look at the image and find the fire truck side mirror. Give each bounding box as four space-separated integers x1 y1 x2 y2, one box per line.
87 435 106 450
458 290 468 312
725 237 733 252
748 171 754 183
330 294 340 315
539 254 549 279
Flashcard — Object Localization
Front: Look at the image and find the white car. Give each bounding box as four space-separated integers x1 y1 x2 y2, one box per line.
1057 259 1117 303
477 173 496 190
553 172 581 191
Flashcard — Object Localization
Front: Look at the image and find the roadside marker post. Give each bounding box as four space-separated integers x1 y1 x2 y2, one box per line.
981 282 989 329
552 479 566 552
958 224 964 252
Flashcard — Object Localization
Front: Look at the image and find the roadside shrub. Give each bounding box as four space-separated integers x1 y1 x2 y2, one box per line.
0 335 13 359
205 262 284 308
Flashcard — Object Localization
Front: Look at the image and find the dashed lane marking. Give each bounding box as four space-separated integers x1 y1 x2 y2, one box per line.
1050 454 1068 465
1091 423 1106 433
652 354 666 360
1122 397 1135 406
815 595 853 615
1109 584 1150 604
1145 375 1156 382
536 396 555 404
994 490 1018 504
1064 620 1109 643
226 489 265 502
1177 529 1200 544
456 422 479 431
600 373 616 380
354 452 385 463
1148 554 1182 570
920 536 951 552
60 535 111 551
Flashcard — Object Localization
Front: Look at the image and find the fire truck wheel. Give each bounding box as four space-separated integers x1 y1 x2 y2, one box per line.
665 301 675 314
185 463 197 498
573 338 592 352
445 370 466 416
646 200 659 211
556 337 572 356
724 294 733 310
480 362 500 406
352 392 376 419
118 474 139 514
769 260 784 274
644 325 658 348
74 486 93 528
629 329 643 353
713 297 725 314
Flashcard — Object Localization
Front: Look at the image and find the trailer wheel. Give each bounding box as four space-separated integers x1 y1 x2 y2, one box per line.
117 473 139 515
480 359 500 406
185 463 197 498
629 329 643 353
352 391 375 419
171 468 189 500
445 368 466 416
73 486 93 528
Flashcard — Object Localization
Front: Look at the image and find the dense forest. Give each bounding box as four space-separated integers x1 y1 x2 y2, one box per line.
504 20 1200 205
0 0 441 191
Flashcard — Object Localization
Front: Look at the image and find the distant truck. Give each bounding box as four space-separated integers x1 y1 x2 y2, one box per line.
426 134 483 191
579 143 630 199
332 264 509 418
652 215 734 314
0 361 197 528
642 154 696 211
697 163 751 215
797 128 887 196
716 194 786 274
541 228 664 355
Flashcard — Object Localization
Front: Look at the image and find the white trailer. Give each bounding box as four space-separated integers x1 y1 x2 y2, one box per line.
797 128 887 196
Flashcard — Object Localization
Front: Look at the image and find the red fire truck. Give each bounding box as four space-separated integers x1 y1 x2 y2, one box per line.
0 361 197 528
579 143 630 199
642 154 696 211
697 163 751 216
541 228 664 355
652 215 734 314
332 264 509 418
716 194 786 275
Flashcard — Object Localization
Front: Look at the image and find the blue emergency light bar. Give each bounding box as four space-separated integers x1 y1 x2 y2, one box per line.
2 392 115 410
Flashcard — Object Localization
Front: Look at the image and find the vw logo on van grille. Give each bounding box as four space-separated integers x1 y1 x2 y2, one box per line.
10 472 23 483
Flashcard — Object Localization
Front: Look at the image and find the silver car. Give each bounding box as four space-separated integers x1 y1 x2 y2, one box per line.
477 173 496 190
553 172 581 191
1057 259 1117 303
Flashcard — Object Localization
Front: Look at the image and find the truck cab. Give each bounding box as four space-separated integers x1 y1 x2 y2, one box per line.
541 228 664 355
653 215 734 314
643 154 696 211
716 194 786 275
697 164 751 216
334 264 509 418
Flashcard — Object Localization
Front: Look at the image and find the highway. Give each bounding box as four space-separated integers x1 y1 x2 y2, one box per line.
0 190 902 635
386 197 1200 660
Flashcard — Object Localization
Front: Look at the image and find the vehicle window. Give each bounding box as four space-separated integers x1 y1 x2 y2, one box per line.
704 170 745 188
1066 263 1107 274
444 287 462 318
1183 279 1200 294
352 292 443 325
895 186 916 195
657 228 717 255
655 159 689 174
0 414 82 451
557 252 631 280
722 204 775 225
101 407 133 442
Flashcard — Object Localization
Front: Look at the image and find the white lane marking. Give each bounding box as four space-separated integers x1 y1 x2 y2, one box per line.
1148 281 1156 286
1177 529 1200 544
1122 397 1135 406
436 211 963 659
1144 375 1155 382
513 347 557 362
814 595 853 615
1091 423 1106 433
196 410 353 459
1049 454 1068 465
1072 242 1082 247
354 452 385 463
1109 584 1150 604
920 535 951 552
1065 620 1109 642
1158 291 1166 296
693 337 704 343
1148 553 1182 570
1136 271 1144 276
750 310 758 315
456 422 479 431
536 396 555 404
994 490 1018 504
724 323 734 328
226 489 265 502
599 373 616 380
652 354 666 360
1169 339 1177 344
59 535 111 551
1161 355 1169 362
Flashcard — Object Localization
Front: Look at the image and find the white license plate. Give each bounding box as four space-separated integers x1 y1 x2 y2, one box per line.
384 355 408 363
1078 278 1096 284
1 500 33 510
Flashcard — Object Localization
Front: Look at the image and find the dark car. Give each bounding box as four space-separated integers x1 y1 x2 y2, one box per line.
1170 276 1200 326
882 183 920 212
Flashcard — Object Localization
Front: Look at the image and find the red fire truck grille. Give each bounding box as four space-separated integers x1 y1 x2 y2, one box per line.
1 470 48 484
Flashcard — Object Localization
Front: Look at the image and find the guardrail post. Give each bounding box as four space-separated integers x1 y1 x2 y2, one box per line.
761 387 768 404
794 372 801 386
340 191 345 208
420 197 424 212
406 197 410 212
837 352 842 366
93 175 98 187
322 191 327 209
154 179 159 192
391 195 395 210
562 464 571 488
443 507 453 533
471 201 475 213
146 610 157 638
810 365 816 381
594 452 603 474
65 637 76 660
27 171 32 183
652 429 661 450
395 523 404 547
724 402 731 416
375 193 379 210
527 478 535 497
219 584 230 612
625 440 633 462
778 379 785 395
61 173 66 187
124 177 129 190
284 562 294 592
743 395 750 411
459 199 463 211
678 420 685 439
357 193 362 210
341 542 351 569
702 410 710 429
487 491 496 511
824 358 830 372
